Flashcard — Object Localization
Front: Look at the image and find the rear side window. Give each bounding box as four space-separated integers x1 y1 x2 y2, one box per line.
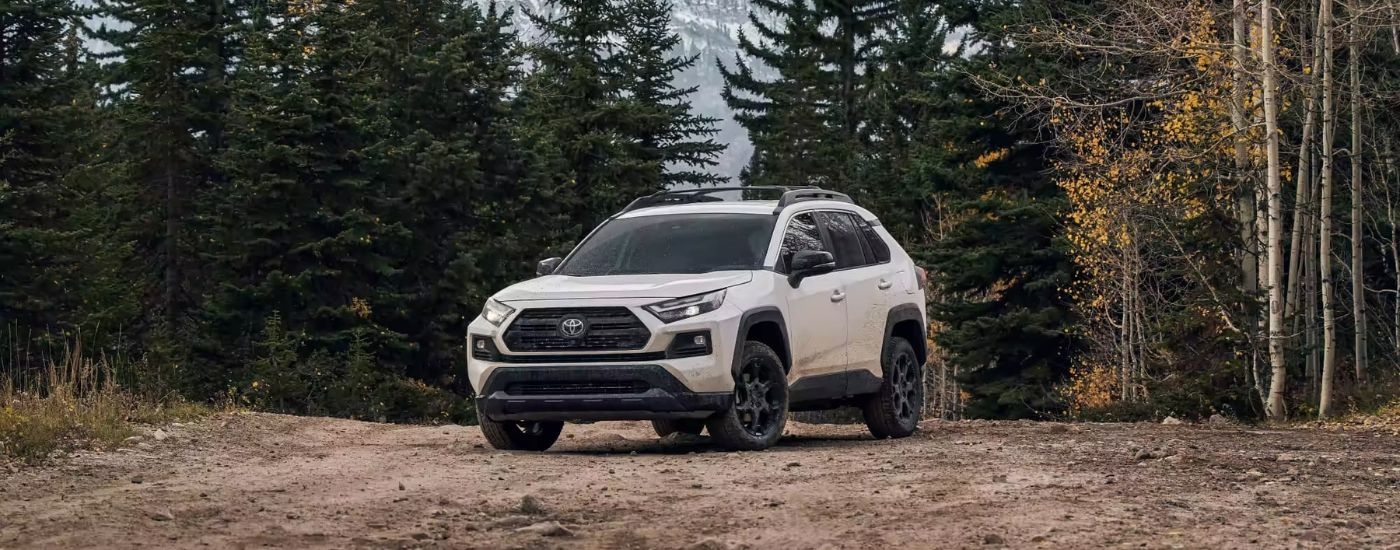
819 212 870 268
779 213 827 272
856 218 891 263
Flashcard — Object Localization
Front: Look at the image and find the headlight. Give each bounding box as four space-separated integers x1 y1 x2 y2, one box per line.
645 289 726 323
481 299 515 326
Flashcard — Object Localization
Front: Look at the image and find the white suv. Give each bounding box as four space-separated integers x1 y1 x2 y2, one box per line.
466 187 927 451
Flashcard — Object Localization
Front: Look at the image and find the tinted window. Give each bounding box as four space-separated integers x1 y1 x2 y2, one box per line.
779 213 827 272
558 213 776 276
857 218 891 263
820 212 871 268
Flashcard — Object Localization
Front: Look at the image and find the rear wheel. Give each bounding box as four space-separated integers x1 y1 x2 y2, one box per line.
479 419 563 451
652 419 705 438
862 337 923 439
707 341 788 451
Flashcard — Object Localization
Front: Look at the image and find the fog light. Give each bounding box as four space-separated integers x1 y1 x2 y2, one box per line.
471 336 497 360
666 330 713 358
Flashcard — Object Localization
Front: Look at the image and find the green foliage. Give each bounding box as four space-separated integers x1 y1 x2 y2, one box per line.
520 0 722 238
2 0 720 424
615 0 726 188
2 340 212 463
198 0 409 396
921 2 1077 419
724 0 1074 418
89 0 235 349
720 0 844 187
243 314 471 423
0 1 123 354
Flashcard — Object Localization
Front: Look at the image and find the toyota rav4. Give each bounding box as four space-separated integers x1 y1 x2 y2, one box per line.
466 187 928 451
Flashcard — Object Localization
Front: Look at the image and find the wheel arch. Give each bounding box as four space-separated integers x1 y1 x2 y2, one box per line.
884 304 927 367
734 307 791 374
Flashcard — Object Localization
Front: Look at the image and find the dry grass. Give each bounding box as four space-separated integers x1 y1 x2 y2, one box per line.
1 342 210 463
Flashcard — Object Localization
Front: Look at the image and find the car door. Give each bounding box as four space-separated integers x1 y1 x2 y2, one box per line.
817 211 893 383
777 212 849 381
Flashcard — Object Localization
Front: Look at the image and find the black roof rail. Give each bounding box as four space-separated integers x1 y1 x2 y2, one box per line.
773 188 854 212
618 186 821 214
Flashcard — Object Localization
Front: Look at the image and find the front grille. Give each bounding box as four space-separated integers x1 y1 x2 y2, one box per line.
502 307 650 352
503 381 651 396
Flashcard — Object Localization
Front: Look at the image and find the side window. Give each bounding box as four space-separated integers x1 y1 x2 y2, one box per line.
779 213 827 272
819 212 871 269
856 218 891 263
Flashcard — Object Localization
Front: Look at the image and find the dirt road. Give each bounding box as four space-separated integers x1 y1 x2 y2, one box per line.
2 413 1398 549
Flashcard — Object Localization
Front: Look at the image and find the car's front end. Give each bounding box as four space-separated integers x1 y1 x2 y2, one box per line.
466 208 780 427
466 286 745 422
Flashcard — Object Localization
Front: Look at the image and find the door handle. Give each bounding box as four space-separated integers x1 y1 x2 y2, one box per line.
877 279 893 290
831 290 846 303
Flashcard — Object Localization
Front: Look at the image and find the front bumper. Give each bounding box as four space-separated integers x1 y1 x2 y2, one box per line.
475 364 731 421
467 299 745 422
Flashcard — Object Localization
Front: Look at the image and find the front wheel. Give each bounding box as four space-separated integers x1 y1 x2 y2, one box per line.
707 341 788 451
861 337 923 439
479 418 563 451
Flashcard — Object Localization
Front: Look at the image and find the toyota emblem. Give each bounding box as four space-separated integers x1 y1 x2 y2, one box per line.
558 316 588 338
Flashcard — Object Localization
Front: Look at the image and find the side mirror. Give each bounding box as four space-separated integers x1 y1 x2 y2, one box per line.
788 250 836 287
536 257 562 276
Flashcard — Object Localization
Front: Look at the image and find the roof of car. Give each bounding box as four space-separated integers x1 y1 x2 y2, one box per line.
615 199 873 220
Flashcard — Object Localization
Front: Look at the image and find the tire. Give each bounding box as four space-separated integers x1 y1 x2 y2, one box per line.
862 337 923 439
706 341 788 451
652 419 705 438
479 418 564 451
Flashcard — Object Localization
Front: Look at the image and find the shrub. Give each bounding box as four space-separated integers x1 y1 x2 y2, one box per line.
242 315 473 424
1 342 208 463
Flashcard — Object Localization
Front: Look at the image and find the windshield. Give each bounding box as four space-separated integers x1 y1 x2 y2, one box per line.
557 213 777 276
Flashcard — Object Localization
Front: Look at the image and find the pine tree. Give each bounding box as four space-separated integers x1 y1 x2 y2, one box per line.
368 0 542 386
0 1 94 346
615 0 725 188
91 0 235 349
918 0 1076 418
720 0 841 187
722 0 899 189
856 0 965 233
198 0 407 394
814 0 895 138
519 0 633 236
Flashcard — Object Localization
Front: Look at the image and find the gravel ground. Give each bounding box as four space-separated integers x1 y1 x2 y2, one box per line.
2 412 1398 549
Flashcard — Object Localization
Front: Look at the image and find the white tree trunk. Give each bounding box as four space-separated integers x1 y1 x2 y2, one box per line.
1349 0 1367 383
1288 5 1325 322
1319 0 1339 419
1262 0 1288 420
1233 0 1259 297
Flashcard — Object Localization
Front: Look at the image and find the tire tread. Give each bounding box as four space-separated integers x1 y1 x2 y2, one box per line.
862 337 921 439
707 341 788 451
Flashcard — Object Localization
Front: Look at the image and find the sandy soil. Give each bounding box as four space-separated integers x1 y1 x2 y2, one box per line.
2 412 1398 549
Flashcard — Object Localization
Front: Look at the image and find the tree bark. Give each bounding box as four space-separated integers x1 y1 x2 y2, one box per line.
1348 0 1367 383
1233 0 1259 297
1262 0 1288 421
1287 5 1325 322
1386 160 1399 359
1388 137 1400 358
1318 0 1339 419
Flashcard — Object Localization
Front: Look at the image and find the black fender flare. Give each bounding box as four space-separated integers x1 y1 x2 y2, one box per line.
883 304 927 367
731 307 791 375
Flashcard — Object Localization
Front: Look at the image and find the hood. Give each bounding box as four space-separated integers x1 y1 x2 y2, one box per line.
493 272 753 302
